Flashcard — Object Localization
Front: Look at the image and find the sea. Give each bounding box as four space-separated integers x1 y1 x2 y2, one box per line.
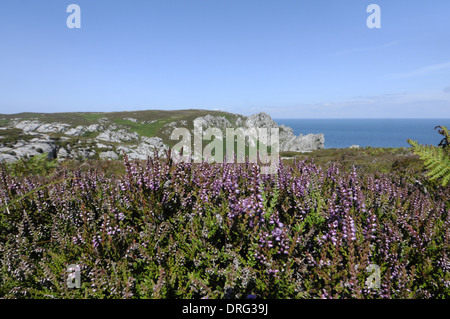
273 119 450 149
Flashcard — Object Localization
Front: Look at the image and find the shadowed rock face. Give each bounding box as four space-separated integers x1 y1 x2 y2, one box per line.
0 111 324 163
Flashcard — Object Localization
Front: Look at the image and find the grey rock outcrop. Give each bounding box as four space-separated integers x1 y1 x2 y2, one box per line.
99 151 119 160
56 147 69 161
12 120 70 134
36 123 71 133
244 112 277 129
72 148 97 159
65 124 104 136
0 137 56 162
194 115 234 129
12 120 45 133
116 137 168 160
281 133 325 152
243 113 324 152
97 129 139 143
162 120 188 135
96 143 112 149
65 126 86 136
0 153 17 164
0 110 324 163
190 112 324 152
200 112 325 152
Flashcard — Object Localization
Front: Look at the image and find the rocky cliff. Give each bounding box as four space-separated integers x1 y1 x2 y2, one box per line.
0 110 324 163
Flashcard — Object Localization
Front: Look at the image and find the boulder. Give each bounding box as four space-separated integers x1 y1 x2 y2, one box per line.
193 115 233 129
0 153 16 163
244 112 325 152
10 137 56 159
96 129 139 143
36 123 70 133
244 112 278 129
96 143 112 149
12 120 42 132
99 151 119 160
281 133 325 152
57 147 69 160
65 126 87 136
187 112 326 152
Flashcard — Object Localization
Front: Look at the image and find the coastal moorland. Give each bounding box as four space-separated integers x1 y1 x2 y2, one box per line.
0 110 448 299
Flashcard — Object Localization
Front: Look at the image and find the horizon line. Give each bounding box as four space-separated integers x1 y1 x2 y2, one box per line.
1 109 450 120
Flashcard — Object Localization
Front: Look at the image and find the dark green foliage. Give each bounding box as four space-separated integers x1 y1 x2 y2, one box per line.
0 128 34 147
284 147 422 174
7 154 57 177
408 126 450 186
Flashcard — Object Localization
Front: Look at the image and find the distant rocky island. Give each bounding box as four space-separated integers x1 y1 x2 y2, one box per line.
0 110 324 163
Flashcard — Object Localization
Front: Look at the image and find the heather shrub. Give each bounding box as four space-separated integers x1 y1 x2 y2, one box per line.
0 153 448 298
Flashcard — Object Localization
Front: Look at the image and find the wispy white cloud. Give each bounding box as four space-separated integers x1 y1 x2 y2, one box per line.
255 89 450 118
388 61 450 79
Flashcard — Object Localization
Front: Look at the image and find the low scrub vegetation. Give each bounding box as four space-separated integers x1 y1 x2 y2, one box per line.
0 147 448 298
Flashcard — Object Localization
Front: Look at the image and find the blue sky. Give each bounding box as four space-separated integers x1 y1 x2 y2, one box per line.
0 0 449 118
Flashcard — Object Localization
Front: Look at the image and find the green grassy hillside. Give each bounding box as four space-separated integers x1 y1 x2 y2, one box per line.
0 109 248 152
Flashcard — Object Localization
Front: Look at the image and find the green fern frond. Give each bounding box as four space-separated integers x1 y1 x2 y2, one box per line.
407 139 450 186
435 125 450 148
